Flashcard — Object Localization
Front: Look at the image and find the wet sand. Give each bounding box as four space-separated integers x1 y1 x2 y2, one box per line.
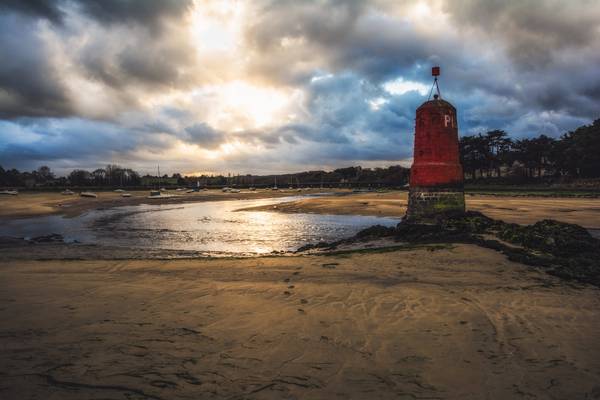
238 191 600 230
2 244 599 399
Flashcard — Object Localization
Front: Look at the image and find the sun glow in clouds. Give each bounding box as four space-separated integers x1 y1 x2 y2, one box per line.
189 1 242 52
187 81 298 131
410 1 432 20
219 81 292 128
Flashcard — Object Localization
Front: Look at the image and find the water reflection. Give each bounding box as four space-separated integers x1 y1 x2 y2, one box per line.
0 197 400 255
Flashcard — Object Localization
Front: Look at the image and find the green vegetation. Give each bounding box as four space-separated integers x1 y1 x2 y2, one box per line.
460 119 600 180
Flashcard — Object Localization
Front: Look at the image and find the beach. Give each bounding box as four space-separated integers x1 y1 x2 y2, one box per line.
1 190 600 399
2 244 600 399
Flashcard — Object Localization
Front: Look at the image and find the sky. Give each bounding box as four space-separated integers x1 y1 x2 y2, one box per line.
0 0 599 176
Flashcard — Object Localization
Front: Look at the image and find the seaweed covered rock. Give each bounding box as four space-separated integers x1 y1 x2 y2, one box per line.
361 211 599 287
394 221 468 243
497 219 598 257
437 211 499 234
354 225 396 239
394 211 496 242
492 219 600 286
296 241 334 252
299 210 600 287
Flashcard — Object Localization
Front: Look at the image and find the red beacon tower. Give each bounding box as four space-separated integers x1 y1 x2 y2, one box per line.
406 66 465 219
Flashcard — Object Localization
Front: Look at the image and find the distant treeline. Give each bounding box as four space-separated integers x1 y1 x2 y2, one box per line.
0 164 143 188
460 118 600 180
2 119 598 189
191 166 410 188
0 164 410 189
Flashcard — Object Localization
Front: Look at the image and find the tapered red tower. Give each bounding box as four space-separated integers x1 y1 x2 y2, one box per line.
406 67 465 219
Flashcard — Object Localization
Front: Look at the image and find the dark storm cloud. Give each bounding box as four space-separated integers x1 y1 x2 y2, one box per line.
0 0 64 23
0 118 138 169
75 0 192 30
0 0 198 120
0 14 73 118
71 1 198 93
77 35 196 91
444 0 600 68
0 0 193 28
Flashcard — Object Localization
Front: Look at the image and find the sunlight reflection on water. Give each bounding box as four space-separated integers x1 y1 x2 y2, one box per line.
0 196 400 254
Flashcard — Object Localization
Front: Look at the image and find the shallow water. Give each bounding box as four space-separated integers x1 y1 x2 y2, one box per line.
0 196 399 255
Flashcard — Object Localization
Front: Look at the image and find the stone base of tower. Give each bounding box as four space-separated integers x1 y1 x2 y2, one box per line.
406 186 465 220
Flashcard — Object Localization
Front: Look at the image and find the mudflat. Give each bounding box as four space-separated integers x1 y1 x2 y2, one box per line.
0 189 312 219
1 245 599 399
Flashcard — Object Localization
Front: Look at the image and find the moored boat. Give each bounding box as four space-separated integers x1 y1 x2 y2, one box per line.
147 190 177 199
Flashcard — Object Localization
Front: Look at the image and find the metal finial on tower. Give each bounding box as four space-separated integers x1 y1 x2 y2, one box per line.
428 66 441 100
